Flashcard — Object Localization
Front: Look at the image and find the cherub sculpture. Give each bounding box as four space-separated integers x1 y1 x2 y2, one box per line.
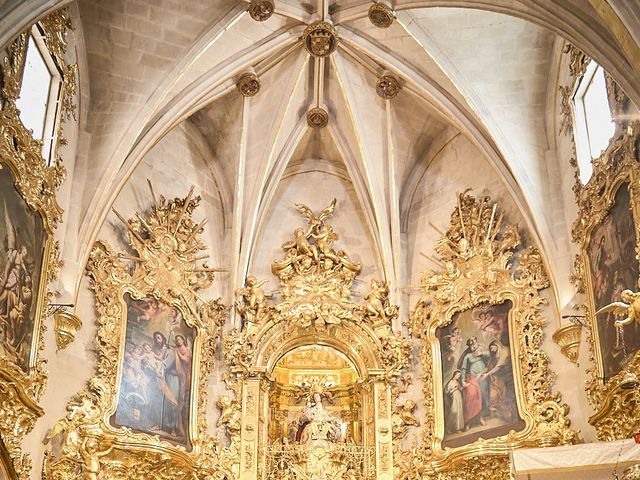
80 437 114 480
235 275 270 326
364 279 395 324
392 400 419 440
596 289 640 328
217 395 241 440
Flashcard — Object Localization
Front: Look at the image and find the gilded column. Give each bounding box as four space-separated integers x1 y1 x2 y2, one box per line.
373 381 393 480
240 378 260 480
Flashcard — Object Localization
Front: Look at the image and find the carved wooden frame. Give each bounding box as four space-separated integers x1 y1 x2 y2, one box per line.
571 123 640 440
0 8 74 479
43 190 233 480
401 192 576 479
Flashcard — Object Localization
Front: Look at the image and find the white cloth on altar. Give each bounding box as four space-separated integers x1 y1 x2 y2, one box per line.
511 439 640 479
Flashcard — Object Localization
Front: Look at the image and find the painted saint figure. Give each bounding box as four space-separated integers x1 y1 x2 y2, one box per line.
113 295 194 447
444 369 464 433
458 336 490 430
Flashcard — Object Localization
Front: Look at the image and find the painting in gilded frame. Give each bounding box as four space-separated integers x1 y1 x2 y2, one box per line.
437 301 524 448
112 293 195 448
0 164 46 372
587 183 640 382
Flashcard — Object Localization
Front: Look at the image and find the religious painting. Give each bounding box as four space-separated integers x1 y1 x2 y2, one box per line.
0 164 46 372
587 183 640 382
437 301 524 448
112 294 195 448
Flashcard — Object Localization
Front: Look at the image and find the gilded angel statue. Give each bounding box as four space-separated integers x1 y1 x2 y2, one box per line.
596 289 640 328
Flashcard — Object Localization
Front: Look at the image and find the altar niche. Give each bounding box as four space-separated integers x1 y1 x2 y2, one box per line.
222 200 411 480
264 345 373 480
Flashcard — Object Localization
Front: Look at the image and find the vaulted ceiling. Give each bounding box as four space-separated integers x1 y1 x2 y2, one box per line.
5 0 638 313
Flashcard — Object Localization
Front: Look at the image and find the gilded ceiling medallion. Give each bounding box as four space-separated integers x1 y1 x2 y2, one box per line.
248 0 274 21
236 71 261 97
376 73 400 99
307 106 329 128
302 21 338 58
368 3 395 28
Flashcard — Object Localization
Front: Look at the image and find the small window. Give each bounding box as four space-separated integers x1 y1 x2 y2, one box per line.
572 61 615 184
15 26 62 164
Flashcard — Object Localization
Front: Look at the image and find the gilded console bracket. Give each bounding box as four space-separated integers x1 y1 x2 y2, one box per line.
552 323 583 364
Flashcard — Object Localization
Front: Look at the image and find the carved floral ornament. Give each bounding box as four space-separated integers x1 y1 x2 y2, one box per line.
43 187 231 480
0 8 74 480
398 191 576 480
570 121 640 440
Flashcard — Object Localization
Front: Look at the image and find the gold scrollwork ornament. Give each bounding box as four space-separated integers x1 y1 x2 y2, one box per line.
400 191 576 479
0 7 73 479
43 187 232 480
570 120 640 440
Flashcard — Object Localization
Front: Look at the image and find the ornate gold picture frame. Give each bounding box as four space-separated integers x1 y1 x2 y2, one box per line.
0 9 73 479
571 123 640 440
401 192 575 479
43 189 233 480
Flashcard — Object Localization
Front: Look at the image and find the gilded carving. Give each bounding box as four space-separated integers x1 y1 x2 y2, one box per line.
570 122 640 440
563 43 590 80
0 8 72 479
248 0 275 22
43 188 232 480
236 71 261 97
307 106 329 129
368 3 395 28
402 191 576 479
376 73 400 100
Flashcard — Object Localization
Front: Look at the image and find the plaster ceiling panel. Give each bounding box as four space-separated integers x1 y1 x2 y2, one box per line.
241 49 311 227
389 88 450 193
189 89 244 201
291 127 345 167
343 17 469 110
404 8 556 176
166 14 301 98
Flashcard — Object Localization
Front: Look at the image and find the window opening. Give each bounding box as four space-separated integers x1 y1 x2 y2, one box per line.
572 61 615 184
15 26 63 164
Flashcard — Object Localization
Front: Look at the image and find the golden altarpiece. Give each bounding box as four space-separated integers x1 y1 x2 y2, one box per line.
224 201 412 480
43 190 231 480
0 8 76 480
43 197 414 480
